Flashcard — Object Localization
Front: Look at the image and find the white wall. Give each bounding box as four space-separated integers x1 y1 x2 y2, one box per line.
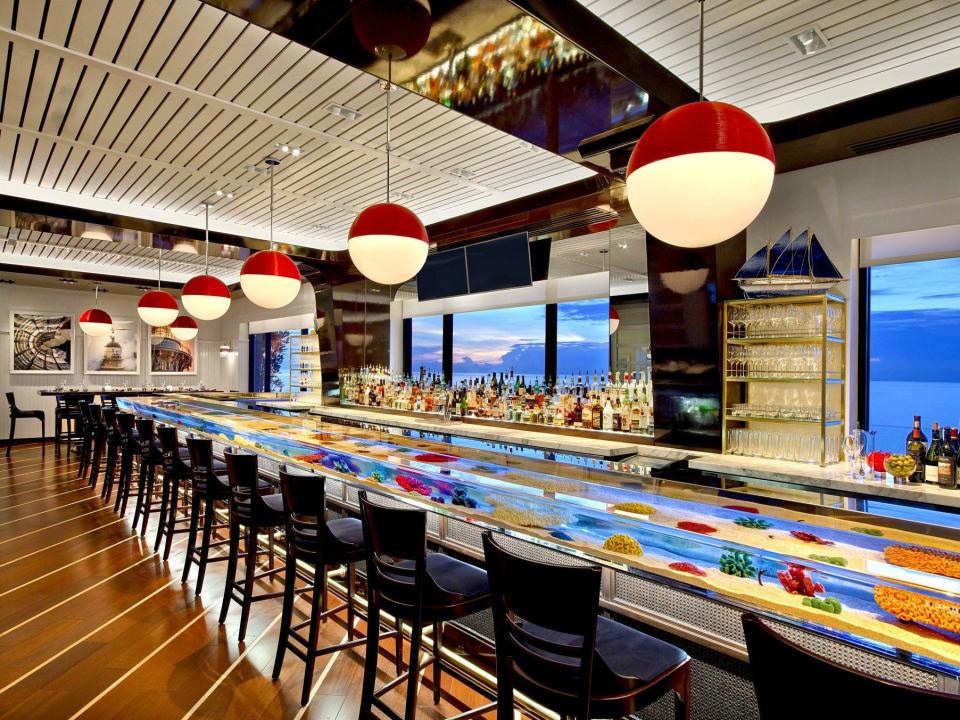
748 133 960 427
0 284 236 441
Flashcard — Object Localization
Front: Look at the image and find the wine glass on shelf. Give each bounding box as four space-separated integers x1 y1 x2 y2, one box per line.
865 430 878 480
843 430 866 479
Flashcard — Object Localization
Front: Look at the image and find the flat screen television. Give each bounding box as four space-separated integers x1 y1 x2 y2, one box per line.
466 232 531 294
416 247 468 301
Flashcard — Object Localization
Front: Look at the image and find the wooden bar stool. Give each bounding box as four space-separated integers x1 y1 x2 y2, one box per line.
272 464 378 705
87 404 106 490
482 532 690 720
218 448 286 642
358 491 494 720
132 418 164 536
113 412 140 516
5 392 44 457
76 401 96 481
181 435 233 594
99 407 120 501
154 425 199 558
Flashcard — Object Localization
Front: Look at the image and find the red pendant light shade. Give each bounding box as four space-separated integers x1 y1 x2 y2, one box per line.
609 306 620 335
240 249 302 309
169 315 199 342
626 101 775 248
137 289 179 327
182 274 231 320
348 202 429 285
79 308 112 337
351 0 432 59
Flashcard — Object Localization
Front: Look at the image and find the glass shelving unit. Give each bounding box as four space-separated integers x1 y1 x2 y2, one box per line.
289 332 324 404
722 293 846 466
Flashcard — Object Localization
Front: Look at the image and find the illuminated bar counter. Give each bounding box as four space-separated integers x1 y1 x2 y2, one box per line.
120 395 960 696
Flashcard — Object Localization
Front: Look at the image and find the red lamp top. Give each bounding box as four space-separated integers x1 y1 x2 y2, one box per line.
348 203 428 242
351 0 432 60
183 274 230 298
240 250 301 280
138 289 178 309
79 308 111 324
609 306 619 321
627 101 775 175
170 315 198 330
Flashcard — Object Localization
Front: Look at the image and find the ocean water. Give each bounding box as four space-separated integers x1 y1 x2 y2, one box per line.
869 380 960 452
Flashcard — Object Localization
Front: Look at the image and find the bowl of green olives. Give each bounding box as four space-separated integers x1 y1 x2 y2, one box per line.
883 454 916 480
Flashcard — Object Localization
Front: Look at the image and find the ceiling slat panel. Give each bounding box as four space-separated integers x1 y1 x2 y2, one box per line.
56 65 108 139
89 0 141 63
24 136 55 185
64 0 110 53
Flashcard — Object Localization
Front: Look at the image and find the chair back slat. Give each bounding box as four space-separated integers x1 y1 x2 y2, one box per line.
224 448 275 524
186 435 215 483
156 426 181 473
5 392 16 413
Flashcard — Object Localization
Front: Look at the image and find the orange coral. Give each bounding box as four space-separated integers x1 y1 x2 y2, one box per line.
874 585 960 634
884 545 960 580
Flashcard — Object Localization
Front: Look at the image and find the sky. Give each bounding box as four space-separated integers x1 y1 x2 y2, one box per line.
410 299 610 378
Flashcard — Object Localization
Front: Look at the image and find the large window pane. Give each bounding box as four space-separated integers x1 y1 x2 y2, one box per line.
411 315 444 376
557 298 609 379
452 305 545 384
868 256 960 451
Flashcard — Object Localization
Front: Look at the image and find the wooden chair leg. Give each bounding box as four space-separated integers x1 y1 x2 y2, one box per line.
194 497 216 595
163 478 182 562
6 417 14 457
358 605 382 718
673 663 692 720
238 525 258 643
272 550 297 680
404 617 424 720
301 572 325 706
432 621 442 704
181 494 201 584
219 521 241 626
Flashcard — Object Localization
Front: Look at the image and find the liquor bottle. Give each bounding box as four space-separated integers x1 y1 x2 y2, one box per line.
905 416 928 445
906 427 927 484
926 422 942 483
591 394 602 430
612 398 622 432
580 395 590 428
952 428 960 454
602 397 613 431
937 428 957 489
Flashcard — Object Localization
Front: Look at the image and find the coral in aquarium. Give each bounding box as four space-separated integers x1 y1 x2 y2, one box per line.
602 534 644 556
874 585 960 633
550 530 574 541
719 551 757 578
777 564 825 597
368 470 386 484
294 452 326 464
808 554 848 567
491 503 572 528
734 517 773 530
884 545 960 580
395 475 432 496
851 526 884 537
612 502 657 515
332 458 356 476
677 521 718 534
790 530 835 545
723 505 759 514
451 486 477 508
802 596 842 614
669 562 707 577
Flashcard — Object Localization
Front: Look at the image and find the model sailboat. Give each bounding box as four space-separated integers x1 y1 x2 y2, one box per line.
735 228 844 298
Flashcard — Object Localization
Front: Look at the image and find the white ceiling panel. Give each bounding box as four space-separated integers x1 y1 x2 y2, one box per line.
578 0 960 122
0 0 594 258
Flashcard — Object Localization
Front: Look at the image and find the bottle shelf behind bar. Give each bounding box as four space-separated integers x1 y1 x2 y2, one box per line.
339 367 655 438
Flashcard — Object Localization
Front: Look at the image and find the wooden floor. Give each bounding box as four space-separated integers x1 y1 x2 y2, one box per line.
0 444 496 720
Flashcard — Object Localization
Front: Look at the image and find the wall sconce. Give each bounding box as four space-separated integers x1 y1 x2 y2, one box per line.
219 343 234 357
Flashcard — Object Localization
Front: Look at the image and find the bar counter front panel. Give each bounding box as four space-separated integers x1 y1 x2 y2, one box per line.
118 395 960 696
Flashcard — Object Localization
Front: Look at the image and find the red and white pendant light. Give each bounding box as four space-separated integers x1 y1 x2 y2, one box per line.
169 315 199 342
182 200 232 320
239 158 302 309
625 0 774 248
78 283 111 336
609 306 620 335
138 246 179 327
347 4 430 286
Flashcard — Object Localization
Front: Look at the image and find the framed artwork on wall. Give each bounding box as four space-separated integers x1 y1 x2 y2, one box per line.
84 317 140 374
10 310 74 373
149 325 197 375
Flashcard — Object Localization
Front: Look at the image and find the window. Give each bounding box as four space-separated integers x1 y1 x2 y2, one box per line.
452 305 545 384
867 256 960 451
557 298 609 379
411 315 444 376
248 329 304 392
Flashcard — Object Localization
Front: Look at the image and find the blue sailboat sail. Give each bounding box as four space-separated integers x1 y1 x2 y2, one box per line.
770 228 810 276
735 245 769 279
808 233 843 279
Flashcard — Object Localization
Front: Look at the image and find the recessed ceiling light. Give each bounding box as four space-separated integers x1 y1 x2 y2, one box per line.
136 285 152 291
450 167 476 180
579 251 590 257
60 277 78 284
598 248 609 254
618 242 628 249
325 103 362 121
787 26 829 56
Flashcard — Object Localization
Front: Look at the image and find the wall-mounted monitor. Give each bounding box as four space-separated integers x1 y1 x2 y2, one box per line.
416 247 469 301
466 232 531 294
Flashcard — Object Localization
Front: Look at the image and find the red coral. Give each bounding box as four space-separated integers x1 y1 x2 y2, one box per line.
414 453 455 463
669 562 707 577
294 453 326 463
677 521 718 534
395 474 433 496
777 564 825 596
723 505 759 514
790 530 835 546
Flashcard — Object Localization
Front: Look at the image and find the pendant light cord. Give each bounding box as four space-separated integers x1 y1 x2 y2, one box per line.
269 163 275 251
157 246 162 290
386 53 392 202
698 0 705 101
203 202 210 274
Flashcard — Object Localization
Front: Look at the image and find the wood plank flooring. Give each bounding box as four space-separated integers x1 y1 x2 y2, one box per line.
0 444 496 720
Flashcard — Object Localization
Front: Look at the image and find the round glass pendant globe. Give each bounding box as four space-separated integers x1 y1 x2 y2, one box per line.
169 317 199 342
182 275 231 320
137 290 179 327
348 233 428 285
239 273 301 309
79 308 112 337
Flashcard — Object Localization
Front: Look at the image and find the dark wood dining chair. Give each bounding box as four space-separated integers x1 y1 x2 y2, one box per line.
6 392 44 457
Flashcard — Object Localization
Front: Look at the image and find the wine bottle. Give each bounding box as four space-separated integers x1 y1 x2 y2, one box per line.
906 427 927 484
937 429 957 489
926 422 942 483
905 416 928 445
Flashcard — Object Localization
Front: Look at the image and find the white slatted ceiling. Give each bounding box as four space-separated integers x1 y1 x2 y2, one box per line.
0 0 593 256
578 0 960 122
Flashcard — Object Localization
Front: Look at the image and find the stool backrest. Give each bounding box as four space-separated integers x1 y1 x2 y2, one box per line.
67 393 93 411
742 613 960 715
156 425 181 473
5 391 16 413
482 531 601 720
278 464 327 559
134 418 155 452
55 394 67 411
89 404 102 425
186 435 215 483
359 490 428 614
78 401 93 430
100 406 117 435
116 412 136 439
224 448 273 523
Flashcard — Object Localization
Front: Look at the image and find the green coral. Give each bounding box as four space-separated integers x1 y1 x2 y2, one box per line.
802 596 842 614
851 527 884 536
719 550 757 578
369 470 386 484
733 517 773 530
808 554 848 567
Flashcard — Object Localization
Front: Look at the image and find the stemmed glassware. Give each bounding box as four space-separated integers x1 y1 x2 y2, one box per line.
843 430 867 479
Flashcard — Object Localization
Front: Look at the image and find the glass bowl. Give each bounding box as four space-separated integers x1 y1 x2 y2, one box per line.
883 455 916 481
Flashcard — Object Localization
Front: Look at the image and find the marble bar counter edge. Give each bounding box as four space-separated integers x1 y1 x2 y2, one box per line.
689 453 960 512
312 404 652 460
